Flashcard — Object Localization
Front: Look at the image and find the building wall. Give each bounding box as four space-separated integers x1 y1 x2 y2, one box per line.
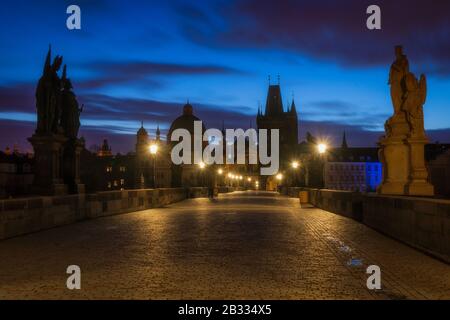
428 149 450 197
325 162 382 192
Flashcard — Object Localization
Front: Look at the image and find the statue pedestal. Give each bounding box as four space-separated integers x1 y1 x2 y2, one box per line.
377 135 409 195
28 134 68 196
378 114 434 196
63 138 86 194
405 136 434 196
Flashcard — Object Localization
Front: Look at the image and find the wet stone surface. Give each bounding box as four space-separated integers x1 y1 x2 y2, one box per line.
0 191 449 300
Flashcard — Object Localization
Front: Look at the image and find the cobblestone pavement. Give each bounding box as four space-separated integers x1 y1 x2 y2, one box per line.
1 191 449 300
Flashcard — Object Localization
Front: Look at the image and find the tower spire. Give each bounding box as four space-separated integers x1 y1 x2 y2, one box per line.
156 124 161 141
342 131 348 149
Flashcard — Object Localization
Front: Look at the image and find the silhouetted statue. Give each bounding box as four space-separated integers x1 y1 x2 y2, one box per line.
378 46 433 196
403 72 427 137
35 46 63 135
60 65 83 139
389 45 409 115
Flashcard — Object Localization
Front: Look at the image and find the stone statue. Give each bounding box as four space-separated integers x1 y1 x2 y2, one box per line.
389 45 409 115
403 72 427 138
29 47 85 196
60 65 83 139
35 46 63 135
378 46 433 196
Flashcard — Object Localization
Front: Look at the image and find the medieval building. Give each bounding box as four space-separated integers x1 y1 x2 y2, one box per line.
257 84 299 161
257 83 299 190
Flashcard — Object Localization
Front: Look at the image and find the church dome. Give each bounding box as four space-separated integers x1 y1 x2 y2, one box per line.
167 102 205 142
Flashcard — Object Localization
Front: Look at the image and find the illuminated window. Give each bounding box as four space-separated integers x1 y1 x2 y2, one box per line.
120 179 125 186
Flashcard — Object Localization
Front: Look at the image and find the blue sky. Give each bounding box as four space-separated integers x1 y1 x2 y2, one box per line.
0 0 449 153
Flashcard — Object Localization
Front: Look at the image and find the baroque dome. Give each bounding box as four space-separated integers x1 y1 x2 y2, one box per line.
167 102 205 143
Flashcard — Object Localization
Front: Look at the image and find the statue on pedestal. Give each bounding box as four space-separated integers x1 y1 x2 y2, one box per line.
378 46 434 196
29 46 85 195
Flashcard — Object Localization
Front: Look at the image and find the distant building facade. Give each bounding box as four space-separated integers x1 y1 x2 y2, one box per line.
0 149 34 198
427 144 450 198
324 134 382 192
81 123 173 193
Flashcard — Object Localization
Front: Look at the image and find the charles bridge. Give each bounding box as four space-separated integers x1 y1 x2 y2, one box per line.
1 189 449 299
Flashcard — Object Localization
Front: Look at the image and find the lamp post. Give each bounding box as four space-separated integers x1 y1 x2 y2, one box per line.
149 144 158 188
199 162 206 186
291 161 300 187
317 142 328 188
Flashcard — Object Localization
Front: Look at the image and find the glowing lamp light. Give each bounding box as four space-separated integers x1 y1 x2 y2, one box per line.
292 161 299 169
149 144 158 155
318 143 327 154
247 178 252 182
199 162 206 169
218 169 223 175
276 173 283 181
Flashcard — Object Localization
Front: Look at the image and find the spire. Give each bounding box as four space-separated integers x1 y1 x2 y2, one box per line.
156 125 161 141
141 120 144 128
342 131 348 149
290 98 297 116
221 120 226 135
265 83 283 116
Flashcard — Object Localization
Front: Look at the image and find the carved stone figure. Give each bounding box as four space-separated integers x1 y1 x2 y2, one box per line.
60 65 83 139
388 46 409 115
378 46 433 196
30 47 85 195
403 73 427 137
35 46 63 135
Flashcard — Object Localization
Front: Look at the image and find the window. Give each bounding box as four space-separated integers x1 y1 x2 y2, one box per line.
114 180 118 187
106 166 112 173
120 166 126 172
120 179 125 186
107 182 111 189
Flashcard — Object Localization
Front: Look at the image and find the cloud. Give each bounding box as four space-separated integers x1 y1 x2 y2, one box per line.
177 0 450 75
76 61 246 90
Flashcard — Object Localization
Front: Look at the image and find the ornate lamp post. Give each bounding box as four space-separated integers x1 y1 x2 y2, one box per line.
149 144 158 188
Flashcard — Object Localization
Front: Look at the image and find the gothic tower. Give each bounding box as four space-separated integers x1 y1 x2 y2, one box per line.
257 83 299 169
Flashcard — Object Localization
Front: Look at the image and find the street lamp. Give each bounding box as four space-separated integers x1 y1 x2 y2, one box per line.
217 168 223 175
149 144 159 188
291 161 299 169
318 143 328 154
276 173 283 181
199 162 206 169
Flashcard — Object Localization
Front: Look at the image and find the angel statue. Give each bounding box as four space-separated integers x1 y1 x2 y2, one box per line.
403 72 427 138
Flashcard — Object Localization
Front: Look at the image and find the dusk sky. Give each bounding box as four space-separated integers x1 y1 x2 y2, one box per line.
0 0 449 153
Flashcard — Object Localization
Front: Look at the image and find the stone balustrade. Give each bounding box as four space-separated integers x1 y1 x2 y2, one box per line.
0 187 219 240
